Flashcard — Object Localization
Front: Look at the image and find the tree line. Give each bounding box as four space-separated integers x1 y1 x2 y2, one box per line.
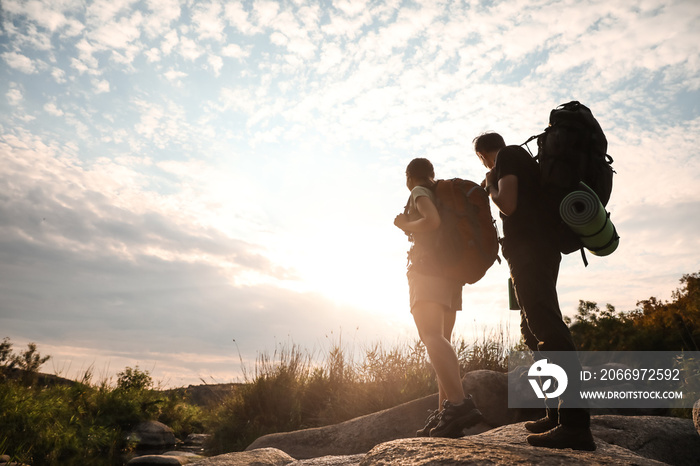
567 272 700 351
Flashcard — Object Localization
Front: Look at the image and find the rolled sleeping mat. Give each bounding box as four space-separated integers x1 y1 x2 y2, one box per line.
559 183 619 256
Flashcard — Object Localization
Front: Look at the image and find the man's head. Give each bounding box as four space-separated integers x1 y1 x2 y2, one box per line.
473 132 505 169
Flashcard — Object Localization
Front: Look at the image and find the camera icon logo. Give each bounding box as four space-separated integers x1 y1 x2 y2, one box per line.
528 359 568 399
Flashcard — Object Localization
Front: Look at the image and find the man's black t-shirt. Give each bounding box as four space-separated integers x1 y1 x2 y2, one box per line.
493 145 555 257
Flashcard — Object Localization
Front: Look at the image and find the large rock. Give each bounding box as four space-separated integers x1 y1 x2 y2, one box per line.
360 424 666 465
197 416 700 465
127 453 198 465
246 392 456 459
694 398 700 436
246 369 697 461
246 370 532 459
191 448 294 465
290 455 365 465
128 421 178 450
591 415 700 465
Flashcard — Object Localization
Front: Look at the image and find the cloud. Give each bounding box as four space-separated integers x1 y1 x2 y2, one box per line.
221 43 249 59
160 29 179 55
73 38 101 72
88 13 143 51
51 67 67 83
0 129 280 280
2 51 39 73
207 54 224 75
6 86 23 106
85 0 134 25
43 102 64 116
163 69 187 85
333 0 371 17
93 78 110 93
192 1 226 42
144 47 161 62
142 0 181 38
528 1 699 89
223 1 260 35
178 35 205 61
0 129 391 386
131 98 206 150
1 0 79 33
251 0 281 28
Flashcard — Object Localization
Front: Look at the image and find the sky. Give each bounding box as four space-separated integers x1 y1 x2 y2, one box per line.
1 0 699 388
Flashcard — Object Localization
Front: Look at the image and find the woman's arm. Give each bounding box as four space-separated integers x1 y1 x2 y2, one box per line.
486 173 518 216
394 195 441 233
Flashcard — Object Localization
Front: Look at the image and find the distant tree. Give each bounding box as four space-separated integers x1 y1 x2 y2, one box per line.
0 337 17 378
15 342 51 374
569 272 700 351
116 366 153 391
0 338 51 384
568 301 635 351
633 272 700 351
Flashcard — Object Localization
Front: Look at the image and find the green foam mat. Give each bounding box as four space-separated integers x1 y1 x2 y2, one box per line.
559 184 619 256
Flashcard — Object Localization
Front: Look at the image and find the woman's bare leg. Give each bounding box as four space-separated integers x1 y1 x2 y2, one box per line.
438 309 458 408
413 302 465 404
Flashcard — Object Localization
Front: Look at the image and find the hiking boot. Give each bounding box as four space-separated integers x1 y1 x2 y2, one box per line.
429 397 483 438
525 416 558 433
416 409 441 437
526 425 596 451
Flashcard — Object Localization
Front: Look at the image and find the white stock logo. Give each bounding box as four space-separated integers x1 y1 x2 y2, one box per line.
528 359 568 399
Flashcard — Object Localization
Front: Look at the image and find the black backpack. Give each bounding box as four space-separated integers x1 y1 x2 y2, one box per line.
522 101 615 261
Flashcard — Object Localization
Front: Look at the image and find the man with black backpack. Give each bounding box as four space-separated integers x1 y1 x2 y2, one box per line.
473 132 596 451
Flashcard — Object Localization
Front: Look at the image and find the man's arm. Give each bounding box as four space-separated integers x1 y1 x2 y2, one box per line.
486 173 518 216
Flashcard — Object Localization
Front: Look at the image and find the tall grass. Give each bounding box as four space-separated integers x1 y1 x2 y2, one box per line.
204 331 513 453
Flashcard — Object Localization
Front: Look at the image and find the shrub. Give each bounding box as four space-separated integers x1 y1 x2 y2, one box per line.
0 338 51 385
116 366 153 391
0 345 204 465
568 271 700 352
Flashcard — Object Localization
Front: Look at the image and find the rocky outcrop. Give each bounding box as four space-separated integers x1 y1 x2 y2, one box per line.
192 416 700 465
245 369 538 459
124 427 212 465
359 425 666 465
191 448 294 465
153 371 700 466
128 421 178 450
591 415 700 465
127 452 202 465
245 391 450 459
237 366 700 465
694 398 700 436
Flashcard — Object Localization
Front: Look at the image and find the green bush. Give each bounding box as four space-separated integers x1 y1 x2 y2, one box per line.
568 271 700 351
0 350 204 465
0 338 51 385
116 366 153 391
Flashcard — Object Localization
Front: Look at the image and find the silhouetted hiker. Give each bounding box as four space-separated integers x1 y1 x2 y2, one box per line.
473 133 595 451
394 158 483 438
